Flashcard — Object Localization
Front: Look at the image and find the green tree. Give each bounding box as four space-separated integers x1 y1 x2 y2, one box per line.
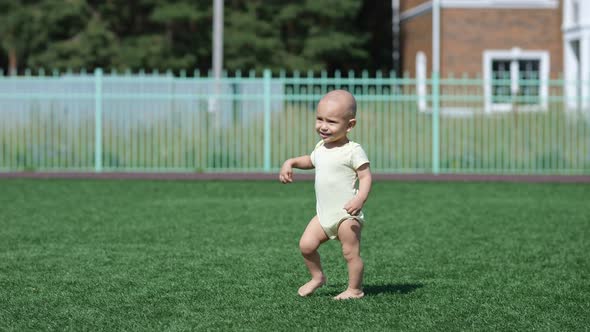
358 0 394 73
224 0 283 72
274 0 370 73
0 1 41 74
0 0 393 74
100 0 211 71
224 0 373 73
26 0 118 70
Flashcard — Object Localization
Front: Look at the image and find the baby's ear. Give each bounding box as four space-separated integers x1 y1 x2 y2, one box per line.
347 118 357 131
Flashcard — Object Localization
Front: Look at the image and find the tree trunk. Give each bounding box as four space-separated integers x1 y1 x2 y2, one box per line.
8 48 17 76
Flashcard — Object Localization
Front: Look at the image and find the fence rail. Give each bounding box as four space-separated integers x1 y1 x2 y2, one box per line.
1 69 589 174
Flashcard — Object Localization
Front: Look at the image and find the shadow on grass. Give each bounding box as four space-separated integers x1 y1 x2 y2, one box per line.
363 283 424 296
324 283 424 297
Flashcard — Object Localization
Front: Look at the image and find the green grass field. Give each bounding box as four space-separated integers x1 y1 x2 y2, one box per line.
0 179 588 331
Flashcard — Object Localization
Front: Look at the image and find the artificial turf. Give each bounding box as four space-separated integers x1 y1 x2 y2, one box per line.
0 179 588 331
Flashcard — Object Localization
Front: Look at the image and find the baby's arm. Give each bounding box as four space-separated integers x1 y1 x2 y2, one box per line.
344 163 372 215
279 155 314 183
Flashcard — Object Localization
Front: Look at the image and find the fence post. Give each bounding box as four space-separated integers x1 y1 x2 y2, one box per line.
94 68 103 172
432 71 440 175
263 69 271 172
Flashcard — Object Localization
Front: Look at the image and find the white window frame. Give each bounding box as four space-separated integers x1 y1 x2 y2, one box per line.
483 48 550 113
401 1 557 22
563 0 590 113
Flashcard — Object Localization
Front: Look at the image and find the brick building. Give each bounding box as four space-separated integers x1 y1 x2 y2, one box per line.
397 0 589 112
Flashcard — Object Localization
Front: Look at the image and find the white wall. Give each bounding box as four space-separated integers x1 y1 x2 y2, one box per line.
563 0 590 113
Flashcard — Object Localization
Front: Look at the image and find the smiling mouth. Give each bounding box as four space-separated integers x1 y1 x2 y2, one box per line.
319 132 330 139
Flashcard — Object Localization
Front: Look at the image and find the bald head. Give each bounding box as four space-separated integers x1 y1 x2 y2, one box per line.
318 89 357 119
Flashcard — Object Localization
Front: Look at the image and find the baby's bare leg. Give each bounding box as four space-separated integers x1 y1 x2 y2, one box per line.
298 216 329 296
334 218 364 300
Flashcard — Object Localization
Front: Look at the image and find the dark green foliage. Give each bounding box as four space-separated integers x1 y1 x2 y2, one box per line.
0 180 588 330
28 13 118 70
0 0 41 73
270 0 369 72
0 0 393 74
224 1 283 72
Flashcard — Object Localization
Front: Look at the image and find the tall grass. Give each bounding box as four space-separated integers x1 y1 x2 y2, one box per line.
1 98 589 173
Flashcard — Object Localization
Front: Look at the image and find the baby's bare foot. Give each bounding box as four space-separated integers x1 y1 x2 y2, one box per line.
334 288 364 300
297 277 326 297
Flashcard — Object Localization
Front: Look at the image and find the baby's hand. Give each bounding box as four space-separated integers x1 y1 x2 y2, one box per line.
344 197 364 216
279 161 293 184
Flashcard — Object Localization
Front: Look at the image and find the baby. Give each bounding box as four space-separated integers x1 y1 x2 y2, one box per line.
279 89 372 300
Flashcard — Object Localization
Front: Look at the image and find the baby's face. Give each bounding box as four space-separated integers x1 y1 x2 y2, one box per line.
315 99 355 147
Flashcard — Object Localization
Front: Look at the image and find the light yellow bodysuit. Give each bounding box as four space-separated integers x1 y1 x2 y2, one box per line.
310 140 370 239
